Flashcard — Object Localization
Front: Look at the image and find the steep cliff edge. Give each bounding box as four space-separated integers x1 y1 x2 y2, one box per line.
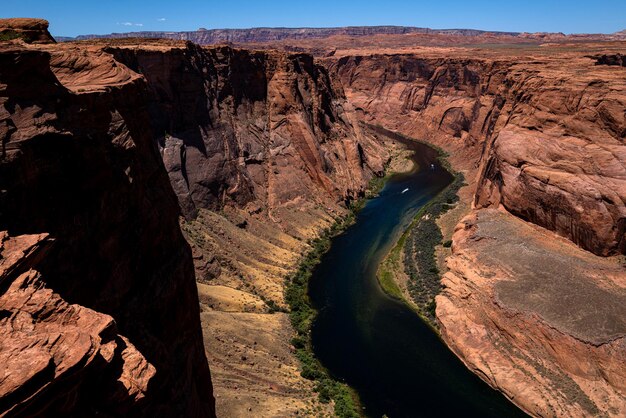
331 50 625 255
106 41 385 223
0 38 387 415
0 43 215 416
329 46 626 415
438 208 626 416
86 40 387 415
0 233 157 416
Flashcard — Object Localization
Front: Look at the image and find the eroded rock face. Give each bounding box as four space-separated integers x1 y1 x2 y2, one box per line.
437 209 626 417
474 61 626 256
0 232 156 416
0 18 55 44
0 38 386 417
106 43 386 222
329 47 626 416
593 53 626 67
331 52 626 255
0 43 215 416
102 41 389 415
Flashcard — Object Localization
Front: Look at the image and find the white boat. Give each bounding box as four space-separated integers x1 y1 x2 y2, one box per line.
401 188 409 194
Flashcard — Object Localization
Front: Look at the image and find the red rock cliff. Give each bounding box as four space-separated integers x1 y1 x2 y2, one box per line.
328 46 626 416
100 41 390 415
0 38 389 417
331 51 626 256
106 42 385 221
0 43 215 416
0 18 55 44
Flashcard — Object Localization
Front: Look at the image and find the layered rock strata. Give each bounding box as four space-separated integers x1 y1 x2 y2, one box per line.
0 233 156 416
106 42 386 223
0 41 215 416
438 209 626 416
105 41 386 416
328 46 626 415
331 50 626 256
0 18 55 44
2 38 387 416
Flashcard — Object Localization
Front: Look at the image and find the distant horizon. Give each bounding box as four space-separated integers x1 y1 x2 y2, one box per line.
53 24 617 39
4 0 626 38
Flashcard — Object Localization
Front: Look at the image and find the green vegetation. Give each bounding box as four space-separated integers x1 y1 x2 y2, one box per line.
402 163 465 326
364 171 388 199
260 295 285 314
0 30 21 41
284 212 361 418
377 255 405 300
285 126 452 416
401 173 465 326
367 123 466 329
284 166 393 417
284 133 433 415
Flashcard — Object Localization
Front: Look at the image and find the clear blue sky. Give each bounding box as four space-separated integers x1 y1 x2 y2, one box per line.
3 0 625 37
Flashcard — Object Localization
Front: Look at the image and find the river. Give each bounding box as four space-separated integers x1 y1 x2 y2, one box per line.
308 133 525 417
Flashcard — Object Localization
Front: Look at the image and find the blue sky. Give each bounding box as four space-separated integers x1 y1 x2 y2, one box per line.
3 0 625 37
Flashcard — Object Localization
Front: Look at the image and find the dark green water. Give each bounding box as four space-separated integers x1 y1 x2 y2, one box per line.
308 136 526 417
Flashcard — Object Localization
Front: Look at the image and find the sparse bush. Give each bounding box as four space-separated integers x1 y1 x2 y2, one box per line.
399 152 465 325
0 30 20 41
284 213 361 417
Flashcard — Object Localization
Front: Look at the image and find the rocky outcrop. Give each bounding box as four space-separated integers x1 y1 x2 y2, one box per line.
472 60 626 256
99 41 388 416
437 209 626 417
0 42 215 416
0 38 387 416
331 51 626 256
0 18 55 44
593 53 626 67
1 232 156 416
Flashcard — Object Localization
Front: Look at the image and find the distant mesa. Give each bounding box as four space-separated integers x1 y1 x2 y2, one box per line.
0 18 55 44
60 25 523 44
52 25 626 46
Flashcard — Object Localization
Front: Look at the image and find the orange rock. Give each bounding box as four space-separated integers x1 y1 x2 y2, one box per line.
0 233 156 416
0 41 215 416
0 18 55 44
437 209 626 417
330 48 626 255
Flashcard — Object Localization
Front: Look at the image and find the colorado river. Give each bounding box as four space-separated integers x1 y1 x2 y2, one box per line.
308 133 525 417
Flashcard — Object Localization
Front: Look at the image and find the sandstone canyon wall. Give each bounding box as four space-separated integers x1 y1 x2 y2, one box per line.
3 17 625 416
0 41 215 416
0 38 388 416
98 41 388 416
329 48 626 416
105 42 385 222
331 52 625 256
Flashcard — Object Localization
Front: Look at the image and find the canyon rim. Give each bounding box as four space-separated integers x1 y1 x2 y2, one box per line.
1 6 625 418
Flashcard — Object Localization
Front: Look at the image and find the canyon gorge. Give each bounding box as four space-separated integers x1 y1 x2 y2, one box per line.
1 18 625 417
